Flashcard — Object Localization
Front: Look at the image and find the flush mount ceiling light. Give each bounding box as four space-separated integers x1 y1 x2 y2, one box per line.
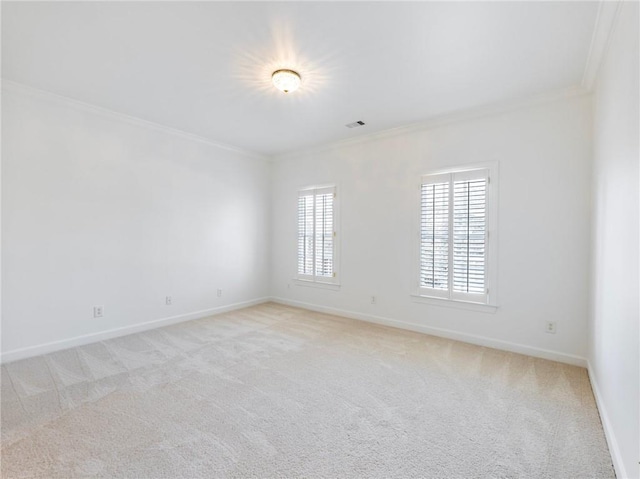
272 69 301 93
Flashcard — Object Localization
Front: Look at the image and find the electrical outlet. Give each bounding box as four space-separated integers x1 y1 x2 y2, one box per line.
93 306 104 318
166 296 172 306
545 321 557 334
217 289 223 297
371 296 376 304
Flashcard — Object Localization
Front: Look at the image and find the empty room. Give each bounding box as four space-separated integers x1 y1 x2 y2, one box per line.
1 1 638 478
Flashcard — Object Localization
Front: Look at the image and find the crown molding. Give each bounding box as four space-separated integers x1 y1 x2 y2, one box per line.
581 0 623 91
2 70 594 165
1 79 269 162
274 84 590 161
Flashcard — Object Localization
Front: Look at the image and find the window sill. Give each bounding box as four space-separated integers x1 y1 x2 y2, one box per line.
411 294 497 313
293 279 341 291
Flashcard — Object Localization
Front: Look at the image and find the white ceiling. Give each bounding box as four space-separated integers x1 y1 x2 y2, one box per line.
2 1 598 156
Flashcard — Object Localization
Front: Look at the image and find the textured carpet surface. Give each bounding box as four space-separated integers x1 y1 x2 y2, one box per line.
1 302 614 478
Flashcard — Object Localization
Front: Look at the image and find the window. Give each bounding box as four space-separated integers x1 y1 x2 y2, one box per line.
297 186 337 284
418 166 497 306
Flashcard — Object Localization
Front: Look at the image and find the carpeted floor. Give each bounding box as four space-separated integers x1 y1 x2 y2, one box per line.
1 302 614 478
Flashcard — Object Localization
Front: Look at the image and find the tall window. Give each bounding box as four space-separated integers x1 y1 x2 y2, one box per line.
419 167 495 305
298 186 337 283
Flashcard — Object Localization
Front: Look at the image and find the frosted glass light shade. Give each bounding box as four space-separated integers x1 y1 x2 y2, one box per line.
272 69 301 93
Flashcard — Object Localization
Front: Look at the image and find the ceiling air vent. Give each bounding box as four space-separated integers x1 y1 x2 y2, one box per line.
346 121 366 128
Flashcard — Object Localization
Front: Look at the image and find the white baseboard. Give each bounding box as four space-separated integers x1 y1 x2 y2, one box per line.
1 297 270 364
271 297 588 368
587 362 630 479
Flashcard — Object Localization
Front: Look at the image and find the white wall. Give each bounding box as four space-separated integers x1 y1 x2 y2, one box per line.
1 83 270 360
589 2 640 478
271 94 593 365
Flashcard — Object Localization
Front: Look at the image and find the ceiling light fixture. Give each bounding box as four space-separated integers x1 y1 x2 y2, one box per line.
272 69 301 93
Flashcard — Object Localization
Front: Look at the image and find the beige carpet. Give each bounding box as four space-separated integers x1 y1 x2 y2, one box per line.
1 302 614 478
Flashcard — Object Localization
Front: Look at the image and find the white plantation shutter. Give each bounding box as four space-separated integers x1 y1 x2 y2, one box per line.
315 191 334 278
297 192 315 276
298 186 337 282
420 176 450 296
419 168 491 304
452 170 488 301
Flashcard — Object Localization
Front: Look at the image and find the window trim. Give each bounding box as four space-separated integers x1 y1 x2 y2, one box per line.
414 162 499 307
410 294 498 313
296 184 340 287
